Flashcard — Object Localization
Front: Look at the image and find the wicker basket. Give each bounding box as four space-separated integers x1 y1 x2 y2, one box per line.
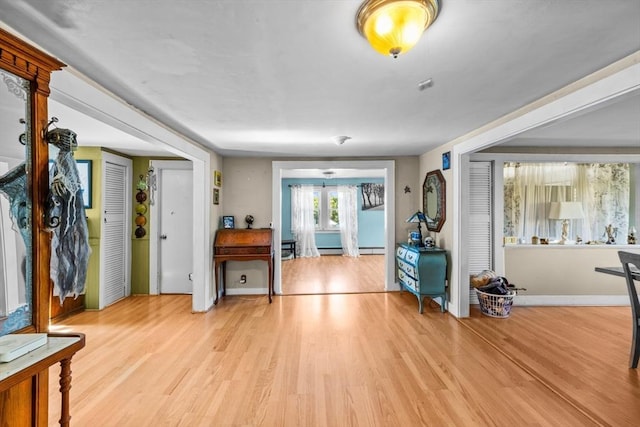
475 289 516 318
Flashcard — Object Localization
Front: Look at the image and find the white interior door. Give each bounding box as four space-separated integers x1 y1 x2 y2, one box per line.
100 154 131 308
158 165 193 294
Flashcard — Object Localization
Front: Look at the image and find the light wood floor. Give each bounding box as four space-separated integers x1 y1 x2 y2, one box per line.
47 293 639 426
281 255 385 294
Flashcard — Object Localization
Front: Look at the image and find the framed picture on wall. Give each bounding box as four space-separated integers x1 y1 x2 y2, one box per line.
222 215 235 229
442 151 451 171
214 170 222 187
213 188 220 205
360 183 384 210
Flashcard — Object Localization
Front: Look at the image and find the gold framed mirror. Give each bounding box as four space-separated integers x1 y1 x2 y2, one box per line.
422 169 446 232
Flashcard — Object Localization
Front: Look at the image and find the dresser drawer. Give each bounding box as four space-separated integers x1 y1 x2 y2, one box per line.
397 258 416 278
396 246 407 259
404 250 418 264
398 270 417 291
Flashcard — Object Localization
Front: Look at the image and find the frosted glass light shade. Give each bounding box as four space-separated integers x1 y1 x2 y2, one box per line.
357 0 439 58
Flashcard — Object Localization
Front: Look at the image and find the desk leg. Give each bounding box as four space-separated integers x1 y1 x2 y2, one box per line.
268 257 273 303
221 262 227 296
214 261 219 305
58 357 73 427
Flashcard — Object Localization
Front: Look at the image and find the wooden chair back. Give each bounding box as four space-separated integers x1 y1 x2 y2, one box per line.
618 251 640 368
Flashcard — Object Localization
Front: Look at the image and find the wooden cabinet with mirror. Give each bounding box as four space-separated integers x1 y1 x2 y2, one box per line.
0 28 85 426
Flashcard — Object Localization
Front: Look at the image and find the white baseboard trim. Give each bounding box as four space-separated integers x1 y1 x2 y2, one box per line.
360 248 385 255
387 282 401 291
318 248 385 255
513 295 630 306
469 293 629 306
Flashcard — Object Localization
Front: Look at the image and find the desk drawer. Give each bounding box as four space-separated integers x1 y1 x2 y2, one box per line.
216 246 271 255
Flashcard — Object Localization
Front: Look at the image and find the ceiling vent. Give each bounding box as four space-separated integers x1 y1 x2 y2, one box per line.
333 135 351 145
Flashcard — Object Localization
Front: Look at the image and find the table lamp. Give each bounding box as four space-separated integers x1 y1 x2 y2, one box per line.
548 202 585 244
406 211 427 246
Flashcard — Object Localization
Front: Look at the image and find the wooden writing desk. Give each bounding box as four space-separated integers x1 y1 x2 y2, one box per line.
214 228 274 304
0 333 85 426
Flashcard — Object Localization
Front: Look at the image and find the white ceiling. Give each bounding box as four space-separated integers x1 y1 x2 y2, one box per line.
0 0 639 158
502 91 640 148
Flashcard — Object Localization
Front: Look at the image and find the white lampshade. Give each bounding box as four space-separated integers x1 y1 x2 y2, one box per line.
548 202 585 220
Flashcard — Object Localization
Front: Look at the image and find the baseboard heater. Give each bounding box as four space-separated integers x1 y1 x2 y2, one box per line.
318 247 385 255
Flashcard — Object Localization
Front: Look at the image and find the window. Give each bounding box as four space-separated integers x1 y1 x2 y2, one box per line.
504 162 631 242
313 186 339 231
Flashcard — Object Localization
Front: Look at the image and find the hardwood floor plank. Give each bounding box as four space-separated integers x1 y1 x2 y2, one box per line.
45 293 612 426
461 305 640 427
281 255 385 294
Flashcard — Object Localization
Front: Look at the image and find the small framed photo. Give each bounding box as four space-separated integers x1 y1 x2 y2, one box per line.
214 170 222 187
213 188 220 205
222 215 235 229
442 151 451 171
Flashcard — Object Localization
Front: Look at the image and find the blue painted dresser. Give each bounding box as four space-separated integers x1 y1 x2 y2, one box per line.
396 244 447 313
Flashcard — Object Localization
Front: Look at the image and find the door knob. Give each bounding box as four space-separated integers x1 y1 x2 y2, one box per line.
160 234 167 240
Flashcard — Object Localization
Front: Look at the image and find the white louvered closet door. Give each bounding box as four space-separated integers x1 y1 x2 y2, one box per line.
468 161 494 303
102 160 128 307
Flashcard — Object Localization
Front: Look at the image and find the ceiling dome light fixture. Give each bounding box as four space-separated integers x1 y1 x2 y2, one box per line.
356 0 440 58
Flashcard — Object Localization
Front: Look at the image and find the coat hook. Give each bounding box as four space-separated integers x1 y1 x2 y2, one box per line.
41 116 59 139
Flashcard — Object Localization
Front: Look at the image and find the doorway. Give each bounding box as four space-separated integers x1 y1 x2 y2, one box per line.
272 160 396 296
149 160 194 295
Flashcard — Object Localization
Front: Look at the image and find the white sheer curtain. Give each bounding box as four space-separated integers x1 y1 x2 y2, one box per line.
504 162 629 242
337 185 359 257
290 185 319 258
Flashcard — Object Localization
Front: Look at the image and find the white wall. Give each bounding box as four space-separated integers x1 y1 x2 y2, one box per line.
420 52 640 317
219 156 418 295
505 245 638 305
219 157 273 295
